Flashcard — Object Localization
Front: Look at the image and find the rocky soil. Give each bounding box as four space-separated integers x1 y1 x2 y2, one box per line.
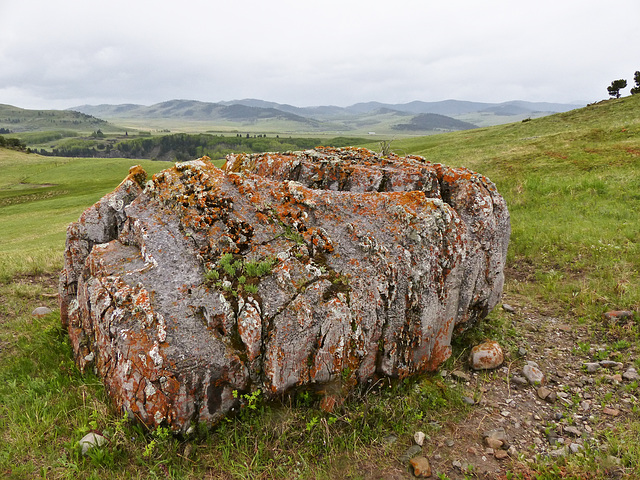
379 294 638 479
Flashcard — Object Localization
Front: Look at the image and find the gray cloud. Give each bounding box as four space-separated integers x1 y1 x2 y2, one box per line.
1 0 639 109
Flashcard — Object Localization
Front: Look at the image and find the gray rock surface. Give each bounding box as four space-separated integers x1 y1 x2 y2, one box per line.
59 149 510 431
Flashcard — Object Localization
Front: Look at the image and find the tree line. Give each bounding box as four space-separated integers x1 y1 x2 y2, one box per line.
35 133 365 161
0 135 26 151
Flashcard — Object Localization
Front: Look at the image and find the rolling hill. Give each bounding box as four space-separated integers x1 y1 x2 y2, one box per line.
0 104 119 133
68 98 584 135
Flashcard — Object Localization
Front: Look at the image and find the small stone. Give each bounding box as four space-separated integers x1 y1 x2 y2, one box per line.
470 340 504 370
511 375 528 386
32 306 53 317
569 443 583 454
502 303 516 314
494 449 509 460
564 426 581 437
414 431 426 446
536 386 552 400
462 396 475 405
599 360 623 370
507 445 517 457
451 370 471 382
518 347 527 357
602 310 634 322
603 407 620 417
583 362 600 374
79 432 107 455
485 437 503 450
445 439 455 447
522 364 545 385
452 460 463 470
623 368 640 382
554 412 564 421
410 456 432 478
400 445 422 464
550 447 567 457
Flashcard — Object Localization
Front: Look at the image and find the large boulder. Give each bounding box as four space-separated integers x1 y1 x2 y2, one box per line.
59 147 510 432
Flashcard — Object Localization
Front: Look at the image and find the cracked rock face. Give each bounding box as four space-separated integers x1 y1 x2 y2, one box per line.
59 147 510 432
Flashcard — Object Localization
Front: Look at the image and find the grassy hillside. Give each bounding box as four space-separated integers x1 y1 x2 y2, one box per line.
0 95 639 479
0 104 122 134
0 150 173 279
377 95 640 320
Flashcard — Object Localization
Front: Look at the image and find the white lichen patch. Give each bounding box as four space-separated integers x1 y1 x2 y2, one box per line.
149 342 163 368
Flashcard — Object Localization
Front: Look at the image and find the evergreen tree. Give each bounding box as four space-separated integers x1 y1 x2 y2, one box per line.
607 79 627 98
631 71 640 95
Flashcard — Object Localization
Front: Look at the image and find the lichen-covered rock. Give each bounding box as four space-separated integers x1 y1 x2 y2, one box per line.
59 148 510 432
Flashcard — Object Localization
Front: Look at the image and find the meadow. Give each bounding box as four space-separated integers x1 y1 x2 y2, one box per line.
0 95 638 479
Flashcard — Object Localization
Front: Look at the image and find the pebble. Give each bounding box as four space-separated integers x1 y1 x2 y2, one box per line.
623 367 640 382
470 340 504 370
603 407 620 417
485 436 503 449
462 396 475 405
483 427 508 449
583 362 601 374
414 431 426 446
536 386 552 401
409 456 432 478
399 445 423 464
32 306 53 317
569 443 583 454
602 310 634 321
563 426 581 437
79 432 107 455
549 446 567 457
502 303 516 314
451 370 471 382
494 449 509 460
599 360 623 370
511 375 528 386
445 439 455 447
522 364 545 385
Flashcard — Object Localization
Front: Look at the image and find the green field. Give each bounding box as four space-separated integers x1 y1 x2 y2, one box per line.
0 95 639 479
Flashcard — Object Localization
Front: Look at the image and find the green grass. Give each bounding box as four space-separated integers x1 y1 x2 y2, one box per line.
382 95 640 323
0 151 173 280
1 94 640 478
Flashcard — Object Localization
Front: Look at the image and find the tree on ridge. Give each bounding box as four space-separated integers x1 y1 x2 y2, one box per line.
607 79 627 98
631 71 640 95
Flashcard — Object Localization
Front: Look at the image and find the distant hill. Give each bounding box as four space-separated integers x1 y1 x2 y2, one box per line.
0 104 117 133
74 100 319 126
0 97 586 139
393 113 477 131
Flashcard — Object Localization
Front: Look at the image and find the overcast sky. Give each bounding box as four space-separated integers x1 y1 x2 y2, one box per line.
1 0 639 110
